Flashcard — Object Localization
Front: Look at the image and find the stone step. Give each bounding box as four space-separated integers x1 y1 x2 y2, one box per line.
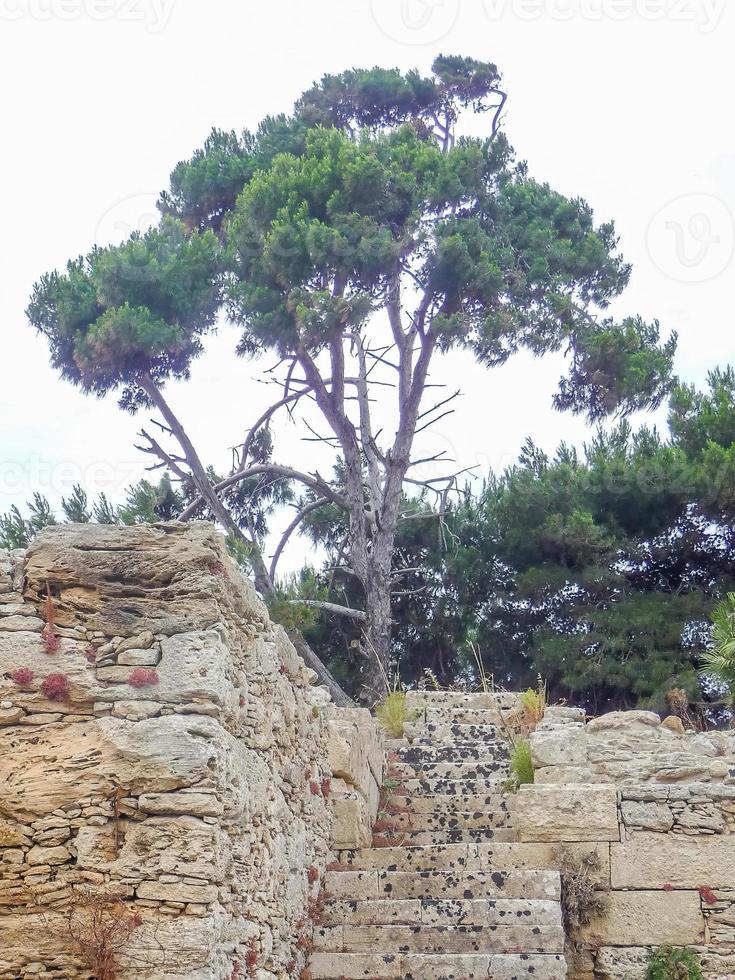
405 722 506 743
321 897 562 928
386 794 509 815
315 923 565 954
378 809 510 833
405 691 521 711
399 776 508 796
389 760 510 782
335 843 481 873
424 706 515 727
395 744 510 765
309 951 568 979
325 868 561 901
376 827 516 846
335 841 580 877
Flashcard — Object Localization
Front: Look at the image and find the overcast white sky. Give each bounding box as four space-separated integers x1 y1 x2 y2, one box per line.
1 0 733 569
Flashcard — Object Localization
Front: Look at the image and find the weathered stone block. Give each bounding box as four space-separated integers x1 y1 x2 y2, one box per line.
531 726 587 768
586 710 661 733
512 785 619 842
620 800 673 831
577 889 704 946
138 790 223 817
535 764 595 784
611 832 735 888
331 790 372 850
476 841 610 886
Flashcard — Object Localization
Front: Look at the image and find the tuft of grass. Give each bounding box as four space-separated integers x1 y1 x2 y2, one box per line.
509 739 534 786
520 686 546 725
645 946 702 980
505 678 547 736
376 691 417 738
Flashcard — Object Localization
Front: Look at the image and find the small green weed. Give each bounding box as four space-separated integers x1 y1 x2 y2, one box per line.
646 946 702 980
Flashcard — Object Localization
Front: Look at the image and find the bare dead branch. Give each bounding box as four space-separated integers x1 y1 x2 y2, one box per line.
239 386 315 465
287 599 366 622
269 499 328 581
179 463 348 521
416 389 462 422
414 408 455 435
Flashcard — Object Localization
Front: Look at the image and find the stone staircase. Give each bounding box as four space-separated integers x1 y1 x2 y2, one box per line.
308 692 568 979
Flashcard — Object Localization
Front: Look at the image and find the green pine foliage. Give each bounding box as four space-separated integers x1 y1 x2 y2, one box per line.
297 369 735 711
700 593 735 702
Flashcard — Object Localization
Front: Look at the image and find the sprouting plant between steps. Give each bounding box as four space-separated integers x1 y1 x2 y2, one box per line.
375 691 419 738
508 739 534 789
506 677 547 736
645 946 703 980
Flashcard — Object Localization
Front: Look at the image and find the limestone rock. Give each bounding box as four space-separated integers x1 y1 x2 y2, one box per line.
512 785 619 842
331 790 372 850
661 714 686 735
25 844 71 866
620 800 674 831
586 710 661 733
534 765 594 784
530 726 587 768
0 523 374 979
577 889 704 946
611 832 735 888
138 790 223 817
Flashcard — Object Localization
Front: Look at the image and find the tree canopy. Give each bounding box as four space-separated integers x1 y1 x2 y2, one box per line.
27 54 678 701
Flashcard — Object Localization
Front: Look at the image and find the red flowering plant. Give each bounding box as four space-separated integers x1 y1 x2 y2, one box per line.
128 668 159 688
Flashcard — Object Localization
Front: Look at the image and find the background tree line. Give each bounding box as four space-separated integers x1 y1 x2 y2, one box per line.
5 366 734 715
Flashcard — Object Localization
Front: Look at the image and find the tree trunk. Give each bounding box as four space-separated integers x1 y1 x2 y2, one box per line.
359 544 393 705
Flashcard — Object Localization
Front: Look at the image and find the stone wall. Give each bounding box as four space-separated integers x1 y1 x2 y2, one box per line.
0 524 383 980
510 706 735 979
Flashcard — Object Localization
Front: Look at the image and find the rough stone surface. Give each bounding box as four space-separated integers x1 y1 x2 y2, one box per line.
530 701 735 786
511 785 619 842
611 832 735 889
577 889 704 946
0 525 384 980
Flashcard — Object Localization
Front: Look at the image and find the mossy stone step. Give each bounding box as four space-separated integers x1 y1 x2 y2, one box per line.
385 794 510 814
380 827 516 846
398 777 508 796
